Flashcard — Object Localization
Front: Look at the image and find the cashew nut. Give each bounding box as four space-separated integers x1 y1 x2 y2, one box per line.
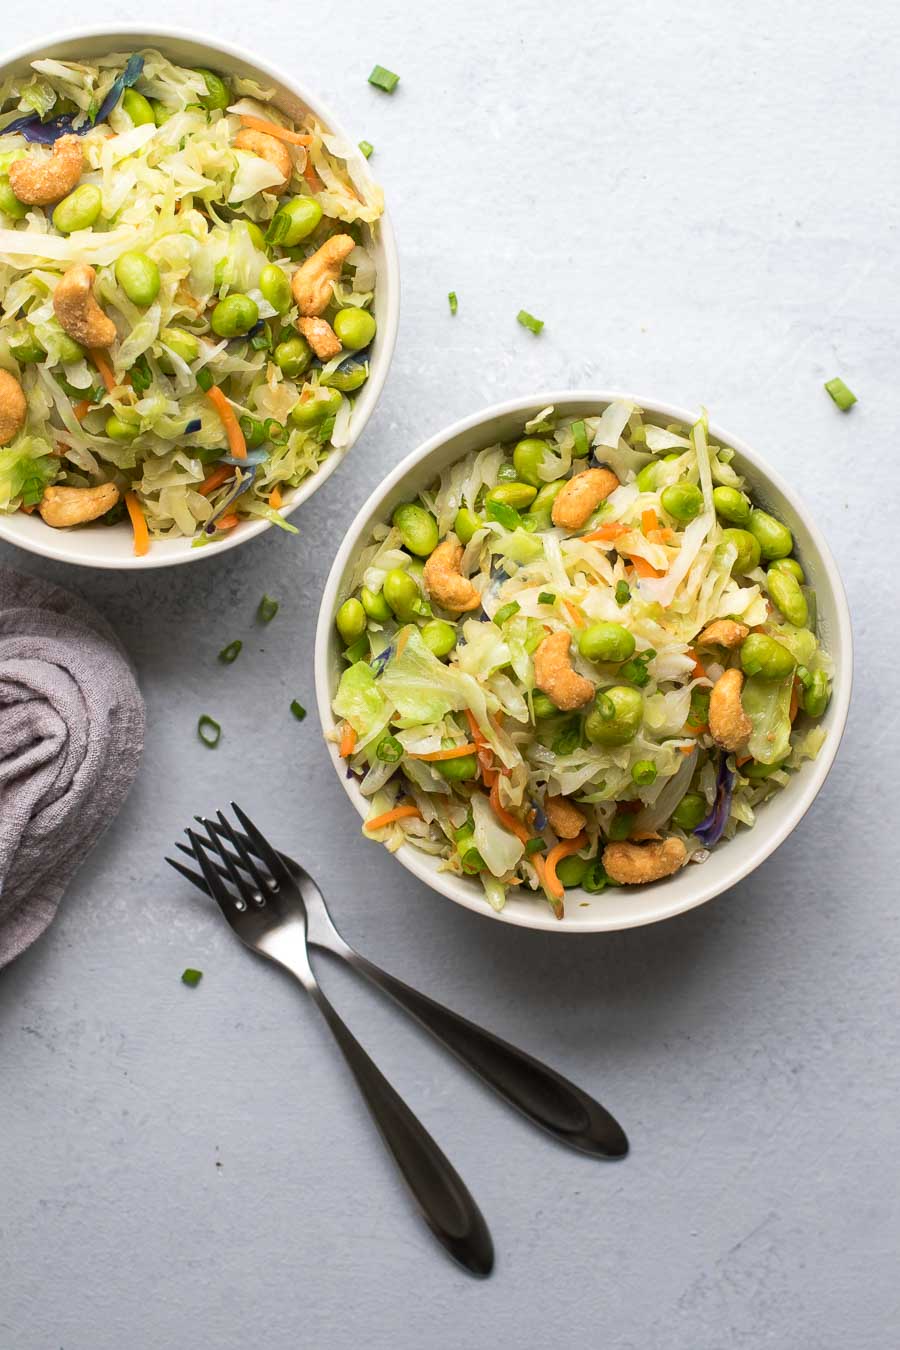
533 630 595 711
53 264 116 348
38 482 119 528
297 316 342 361
234 129 291 194
551 467 620 530
696 619 749 649
0 370 27 446
7 134 83 206
545 794 587 840
602 836 687 885
709 667 752 751
422 538 481 613
291 234 356 316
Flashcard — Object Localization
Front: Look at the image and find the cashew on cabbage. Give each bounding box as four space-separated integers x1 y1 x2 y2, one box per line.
551 467 620 530
422 538 481 612
291 234 356 316
708 667 752 752
0 370 27 446
602 836 687 884
8 135 83 205
39 483 120 528
53 264 116 348
533 630 595 711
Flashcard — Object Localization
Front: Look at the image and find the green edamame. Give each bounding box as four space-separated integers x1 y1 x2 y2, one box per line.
512 437 548 487
52 184 102 234
555 854 590 888
421 619 457 658
194 68 231 111
436 752 479 782
748 508 793 561
455 826 485 873
335 597 366 644
800 669 829 718
159 327 200 368
713 485 751 524
740 632 796 679
382 568 420 621
114 251 160 306
577 621 636 664
635 462 659 493
360 586 392 622
290 388 342 426
0 177 28 220
526 480 564 528
10 333 45 364
122 89 155 126
671 792 707 831
151 100 174 126
333 307 376 349
532 692 559 719
743 760 786 780
259 264 292 314
392 502 439 557
661 481 704 523
274 336 312 378
454 507 483 544
320 362 368 393
766 567 808 627
105 414 139 441
584 686 643 746
768 557 805 583
720 527 762 574
266 196 323 246
210 293 259 338
486 482 538 510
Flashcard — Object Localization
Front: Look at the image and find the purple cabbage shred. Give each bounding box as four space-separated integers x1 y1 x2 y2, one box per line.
694 755 734 846
203 465 257 535
184 418 202 434
4 55 144 144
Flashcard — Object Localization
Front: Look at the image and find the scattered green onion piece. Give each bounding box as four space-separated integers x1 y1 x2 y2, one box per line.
264 418 288 445
595 692 616 720
493 600 521 626
615 580 631 606
250 330 271 351
571 419 589 457
524 837 545 857
619 657 650 687
582 861 611 894
485 498 522 531
359 140 374 158
181 968 203 987
552 720 581 755
824 377 857 411
290 700 307 721
195 367 214 392
368 65 400 93
197 714 221 748
376 734 404 763
538 591 556 606
218 639 242 664
516 309 544 335
239 415 267 449
448 291 458 315
343 636 369 664
631 759 658 786
257 594 279 623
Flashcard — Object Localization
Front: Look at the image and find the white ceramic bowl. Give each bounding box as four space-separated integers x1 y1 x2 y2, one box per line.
315 391 853 933
0 26 399 570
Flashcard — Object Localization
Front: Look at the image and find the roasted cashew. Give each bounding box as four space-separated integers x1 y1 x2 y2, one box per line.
551 467 620 530
291 234 356 316
53 264 116 348
422 538 481 612
709 667 752 751
602 836 687 885
297 316 341 361
234 129 291 194
8 134 83 206
0 370 27 446
545 794 587 840
696 619 749 649
38 482 119 528
533 630 595 711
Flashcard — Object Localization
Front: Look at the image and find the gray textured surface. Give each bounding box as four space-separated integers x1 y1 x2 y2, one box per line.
1 3 898 1346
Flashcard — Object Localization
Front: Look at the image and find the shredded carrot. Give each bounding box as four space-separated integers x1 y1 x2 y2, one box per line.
544 832 588 902
582 522 629 543
641 507 659 535
239 114 313 145
339 723 357 758
647 527 675 545
364 804 422 832
197 465 233 497
489 780 531 847
679 743 698 755
686 648 707 679
205 385 246 459
124 491 149 557
303 160 323 192
626 554 665 580
411 743 478 762
72 399 92 422
216 513 239 530
736 754 753 767
269 484 283 510
88 348 119 394
563 599 586 628
465 709 497 787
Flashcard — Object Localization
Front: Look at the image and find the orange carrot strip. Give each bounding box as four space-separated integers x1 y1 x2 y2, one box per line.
197 465 233 497
124 491 149 557
641 507 659 535
88 348 119 394
364 804 422 832
303 160 323 191
269 484 283 510
465 708 497 788
544 832 588 902
626 554 664 579
686 648 707 679
411 743 478 762
339 723 358 758
205 385 246 459
489 780 531 847
563 599 586 628
216 513 239 530
239 115 313 145
72 399 91 422
736 754 753 767
582 522 629 543
647 527 674 545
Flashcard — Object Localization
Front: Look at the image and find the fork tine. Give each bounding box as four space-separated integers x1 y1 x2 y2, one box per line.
197 822 260 907
175 837 232 884
230 802 295 887
166 854 211 895
211 811 273 893
186 828 231 901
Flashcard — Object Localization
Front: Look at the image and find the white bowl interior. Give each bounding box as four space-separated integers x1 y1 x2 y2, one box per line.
0 26 399 569
315 391 853 933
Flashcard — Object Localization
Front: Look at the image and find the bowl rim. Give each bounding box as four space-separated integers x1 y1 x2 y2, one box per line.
314 388 854 934
0 24 400 569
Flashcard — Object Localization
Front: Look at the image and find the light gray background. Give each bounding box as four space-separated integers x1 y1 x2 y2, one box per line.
1 2 898 1346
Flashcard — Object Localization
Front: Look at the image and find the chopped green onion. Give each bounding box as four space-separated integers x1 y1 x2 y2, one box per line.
376 734 404 763
571 419 589 458
824 376 857 411
240 415 267 449
493 600 521 626
582 861 610 894
631 759 658 786
485 498 522 531
359 140 374 158
257 594 279 623
524 837 545 857
448 291 458 315
290 699 307 721
368 65 400 93
197 714 221 748
619 657 650 687
218 639 242 664
343 636 369 664
250 330 271 351
195 367 214 392
264 417 287 445
595 692 616 720
517 309 544 335
538 591 556 606
181 968 203 987
615 581 631 606
552 720 581 756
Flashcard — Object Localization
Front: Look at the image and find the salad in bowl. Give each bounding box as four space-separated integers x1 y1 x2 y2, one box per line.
0 45 384 557
325 399 835 923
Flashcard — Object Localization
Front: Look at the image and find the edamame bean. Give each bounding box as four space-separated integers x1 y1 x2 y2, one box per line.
245 221 266 252
10 333 45 364
382 568 420 621
720 527 761 574
584 685 644 746
55 331 84 363
512 437 548 487
122 89 155 126
748 508 793 561
486 482 538 510
334 307 376 349
671 792 707 831
267 196 323 246
105 414 139 441
159 327 200 367
436 752 479 781
0 177 28 220
290 388 342 427
631 759 658 786
421 619 457 658
801 670 829 718
661 481 704 523
635 461 659 492
532 692 559 719
194 68 231 111
259 264 292 314
52 184 102 234
743 760 786 780
320 361 368 392
360 586 392 622
740 632 796 679
556 854 590 888
455 826 485 873
577 621 636 664
526 480 564 527
392 502 439 557
210 293 259 338
766 567 808 627
114 251 160 306
274 336 312 378
713 485 751 524
768 557 805 583
335 597 366 644
454 507 482 544
497 462 518 483
151 100 174 126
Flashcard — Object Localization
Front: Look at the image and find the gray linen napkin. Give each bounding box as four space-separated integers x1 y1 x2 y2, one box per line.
0 566 144 968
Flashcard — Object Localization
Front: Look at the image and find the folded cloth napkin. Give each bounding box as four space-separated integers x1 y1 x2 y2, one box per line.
0 566 144 968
